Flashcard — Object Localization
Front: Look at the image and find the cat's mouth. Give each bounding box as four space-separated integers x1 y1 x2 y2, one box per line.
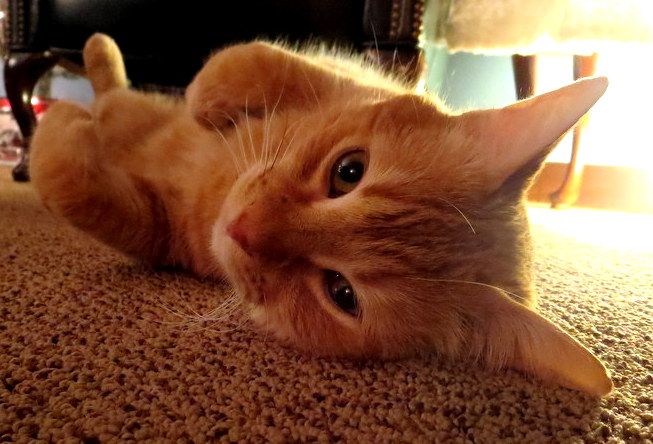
225 250 266 305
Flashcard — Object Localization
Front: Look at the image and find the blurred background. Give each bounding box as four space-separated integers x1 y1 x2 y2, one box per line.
1 0 651 213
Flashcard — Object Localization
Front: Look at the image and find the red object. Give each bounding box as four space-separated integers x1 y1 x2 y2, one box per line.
31 97 51 115
0 97 51 116
0 98 11 113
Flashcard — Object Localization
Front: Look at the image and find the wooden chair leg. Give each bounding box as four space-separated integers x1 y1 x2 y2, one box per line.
550 53 598 208
512 55 537 100
4 52 59 182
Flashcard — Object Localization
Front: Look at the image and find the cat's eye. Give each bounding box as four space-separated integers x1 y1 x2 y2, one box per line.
324 270 358 316
328 150 367 197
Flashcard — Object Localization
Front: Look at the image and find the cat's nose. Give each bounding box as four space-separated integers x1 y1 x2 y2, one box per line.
226 215 251 253
225 209 291 260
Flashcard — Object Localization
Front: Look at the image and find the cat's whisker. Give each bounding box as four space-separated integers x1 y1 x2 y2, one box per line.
205 299 242 322
279 124 299 165
154 297 201 324
390 47 398 78
244 96 258 165
204 301 242 321
281 121 301 162
174 304 209 326
188 312 242 330
207 311 251 335
405 277 526 302
300 66 323 116
268 115 303 172
382 190 477 235
194 306 231 323
197 297 251 334
261 92 270 168
197 292 242 322
151 306 187 325
200 115 244 174
176 310 248 335
267 125 288 173
370 21 381 67
155 292 245 334
275 119 303 167
171 275 209 321
298 84 315 112
215 110 250 169
145 316 203 331
150 277 243 329
438 197 477 235
263 77 286 170
199 116 241 173
193 320 247 335
409 95 421 125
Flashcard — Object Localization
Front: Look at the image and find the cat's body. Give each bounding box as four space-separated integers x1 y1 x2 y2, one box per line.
31 34 612 396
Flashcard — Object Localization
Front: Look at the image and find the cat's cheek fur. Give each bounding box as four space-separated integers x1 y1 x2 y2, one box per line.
247 285 368 357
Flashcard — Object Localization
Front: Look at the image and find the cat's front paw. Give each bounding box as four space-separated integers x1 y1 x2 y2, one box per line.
185 42 289 130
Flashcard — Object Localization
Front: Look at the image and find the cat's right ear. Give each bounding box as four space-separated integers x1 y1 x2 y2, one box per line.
457 77 608 190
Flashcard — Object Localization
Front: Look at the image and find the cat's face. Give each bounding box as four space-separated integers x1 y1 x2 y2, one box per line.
212 95 526 358
203 74 613 395
185 38 612 393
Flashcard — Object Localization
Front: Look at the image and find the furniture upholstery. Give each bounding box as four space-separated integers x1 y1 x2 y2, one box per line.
2 0 426 181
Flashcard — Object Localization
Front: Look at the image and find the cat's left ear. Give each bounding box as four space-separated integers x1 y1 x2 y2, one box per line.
459 286 613 396
458 77 608 189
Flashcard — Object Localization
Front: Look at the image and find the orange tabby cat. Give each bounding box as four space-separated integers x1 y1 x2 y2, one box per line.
30 34 612 396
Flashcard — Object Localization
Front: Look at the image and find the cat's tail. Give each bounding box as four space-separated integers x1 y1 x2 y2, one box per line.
83 33 128 96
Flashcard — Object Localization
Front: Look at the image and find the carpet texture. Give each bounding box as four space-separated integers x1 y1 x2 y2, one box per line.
1 166 652 443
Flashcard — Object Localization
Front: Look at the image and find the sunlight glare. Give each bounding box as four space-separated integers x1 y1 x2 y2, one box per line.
529 205 653 253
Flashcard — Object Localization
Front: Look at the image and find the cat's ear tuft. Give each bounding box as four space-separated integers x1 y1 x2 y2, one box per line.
458 76 608 190
463 288 613 396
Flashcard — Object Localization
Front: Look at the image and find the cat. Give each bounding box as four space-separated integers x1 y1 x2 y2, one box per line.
30 33 612 396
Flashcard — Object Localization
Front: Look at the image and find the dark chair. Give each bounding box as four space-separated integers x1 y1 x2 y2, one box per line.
3 0 426 181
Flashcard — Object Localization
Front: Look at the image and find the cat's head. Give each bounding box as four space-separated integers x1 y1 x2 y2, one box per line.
198 74 611 396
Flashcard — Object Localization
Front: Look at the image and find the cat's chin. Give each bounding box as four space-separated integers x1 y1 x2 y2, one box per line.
212 226 278 310
209 227 251 300
224 252 263 306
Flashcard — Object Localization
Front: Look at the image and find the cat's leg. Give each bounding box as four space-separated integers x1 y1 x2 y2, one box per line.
31 34 178 265
83 33 128 95
30 101 170 265
186 42 353 129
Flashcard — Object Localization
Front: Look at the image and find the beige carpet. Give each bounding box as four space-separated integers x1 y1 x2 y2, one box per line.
1 166 652 443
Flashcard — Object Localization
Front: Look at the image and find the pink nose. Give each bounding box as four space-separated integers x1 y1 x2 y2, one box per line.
226 214 250 252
